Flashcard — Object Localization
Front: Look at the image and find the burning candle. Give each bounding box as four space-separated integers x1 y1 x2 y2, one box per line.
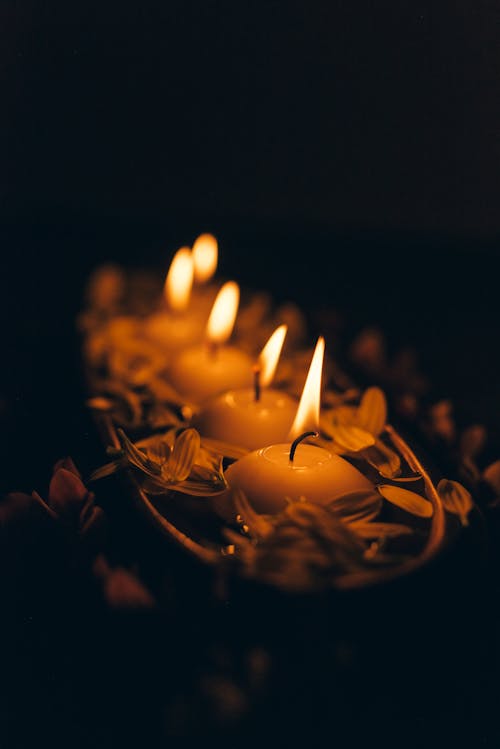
190 233 220 316
225 337 373 514
193 324 297 449
168 281 253 403
144 247 206 352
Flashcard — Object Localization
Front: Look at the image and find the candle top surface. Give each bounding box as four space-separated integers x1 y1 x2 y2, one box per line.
259 442 332 469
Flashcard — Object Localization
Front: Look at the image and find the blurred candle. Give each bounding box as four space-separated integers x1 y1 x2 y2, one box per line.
225 337 373 513
190 233 220 319
168 281 253 403
193 324 297 449
144 247 206 352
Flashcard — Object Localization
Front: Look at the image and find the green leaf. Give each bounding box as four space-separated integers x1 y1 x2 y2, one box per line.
378 484 433 518
357 386 387 436
168 428 201 482
437 479 473 526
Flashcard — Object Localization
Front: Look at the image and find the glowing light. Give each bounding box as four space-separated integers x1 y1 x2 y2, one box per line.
289 336 325 439
258 324 288 387
192 234 218 284
164 247 194 312
206 281 240 345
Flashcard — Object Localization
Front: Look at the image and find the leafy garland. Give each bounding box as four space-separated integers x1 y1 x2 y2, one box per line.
89 386 474 591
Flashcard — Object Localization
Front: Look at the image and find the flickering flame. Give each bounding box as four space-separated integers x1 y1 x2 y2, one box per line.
164 247 194 312
289 336 325 439
258 324 288 388
206 281 240 345
192 233 218 284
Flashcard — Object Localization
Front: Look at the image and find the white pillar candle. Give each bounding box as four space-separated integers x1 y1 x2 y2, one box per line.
168 281 253 403
225 440 373 514
144 246 206 352
223 336 372 514
193 325 297 449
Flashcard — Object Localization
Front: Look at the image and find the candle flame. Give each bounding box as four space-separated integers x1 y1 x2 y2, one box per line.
164 247 194 312
258 324 287 387
206 281 240 345
192 233 218 284
289 336 325 439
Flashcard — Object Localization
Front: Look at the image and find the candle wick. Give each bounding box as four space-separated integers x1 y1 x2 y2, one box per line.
253 365 261 402
206 339 218 360
289 431 318 463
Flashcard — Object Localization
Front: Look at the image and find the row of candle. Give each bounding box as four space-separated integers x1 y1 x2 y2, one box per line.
144 235 374 514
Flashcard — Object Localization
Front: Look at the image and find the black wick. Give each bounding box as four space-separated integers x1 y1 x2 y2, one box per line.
253 365 261 402
289 431 318 463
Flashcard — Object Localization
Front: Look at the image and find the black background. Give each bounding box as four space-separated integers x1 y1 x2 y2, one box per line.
1 4 500 747
1 0 499 488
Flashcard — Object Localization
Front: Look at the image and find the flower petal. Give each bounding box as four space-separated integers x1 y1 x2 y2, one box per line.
357 387 387 436
437 479 473 526
49 467 89 518
377 484 433 518
168 428 201 482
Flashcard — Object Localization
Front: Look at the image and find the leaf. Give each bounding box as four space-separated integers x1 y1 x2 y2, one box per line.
349 521 413 539
321 422 375 452
437 479 473 526
200 436 250 461
117 429 161 476
378 484 433 518
329 490 382 522
357 387 387 436
363 440 401 478
168 428 201 482
89 459 125 482
172 479 227 497
483 461 500 497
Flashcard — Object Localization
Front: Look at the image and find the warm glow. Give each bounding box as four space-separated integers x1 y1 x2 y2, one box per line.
289 336 325 439
206 281 240 345
258 324 288 387
192 234 218 284
164 247 194 312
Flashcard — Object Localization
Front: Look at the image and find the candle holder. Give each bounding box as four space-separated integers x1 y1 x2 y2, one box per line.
81 261 481 595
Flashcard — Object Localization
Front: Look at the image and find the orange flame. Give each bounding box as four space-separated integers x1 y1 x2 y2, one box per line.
206 281 240 345
192 233 218 284
164 247 194 312
289 336 325 439
258 324 287 387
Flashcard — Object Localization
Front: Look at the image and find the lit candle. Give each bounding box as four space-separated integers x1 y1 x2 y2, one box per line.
189 233 221 317
144 247 206 352
193 324 297 449
168 281 253 403
225 337 373 514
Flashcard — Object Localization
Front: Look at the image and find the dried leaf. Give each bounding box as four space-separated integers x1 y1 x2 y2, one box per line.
363 439 401 478
350 521 413 539
321 422 375 452
437 479 473 526
357 387 387 436
378 484 433 518
328 490 382 523
483 461 500 497
201 436 250 461
89 459 125 482
169 429 200 482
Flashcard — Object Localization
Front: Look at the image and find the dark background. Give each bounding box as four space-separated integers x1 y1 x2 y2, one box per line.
1 0 499 489
1 4 500 747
